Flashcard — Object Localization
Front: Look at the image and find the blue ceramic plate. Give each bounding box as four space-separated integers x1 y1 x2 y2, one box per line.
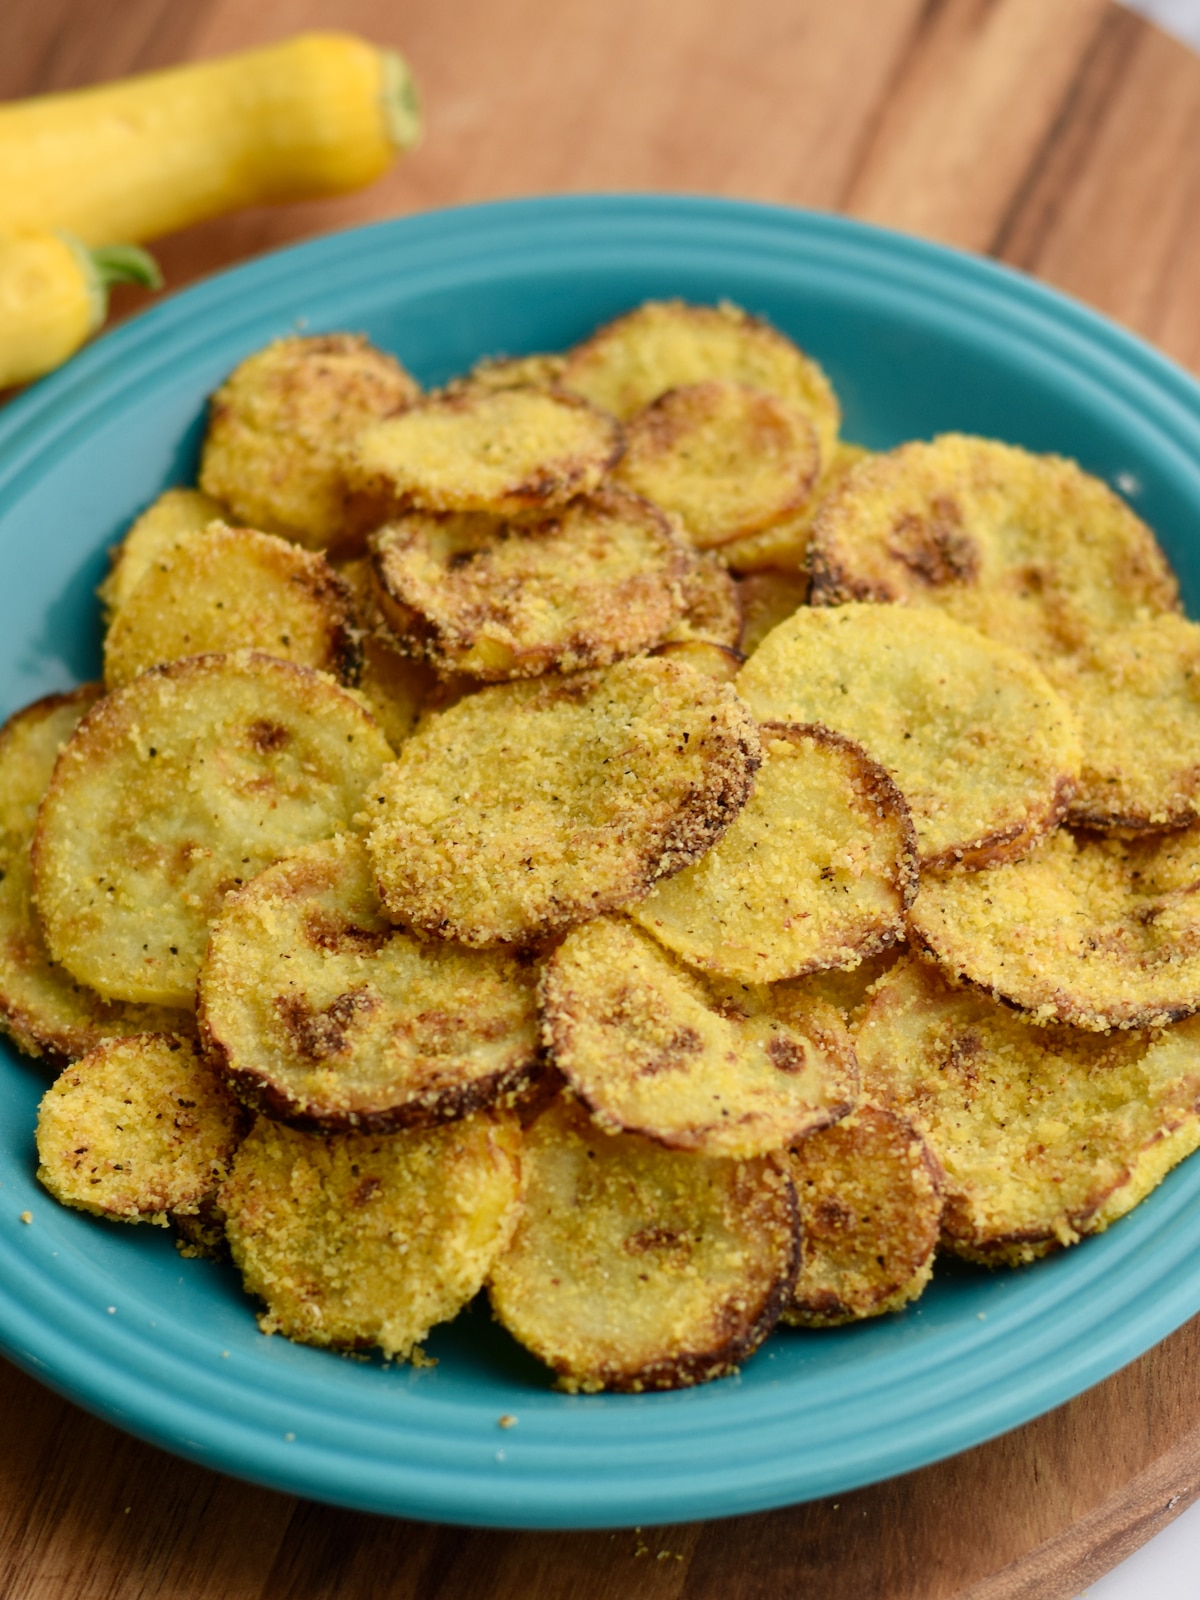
3 197 1200 1531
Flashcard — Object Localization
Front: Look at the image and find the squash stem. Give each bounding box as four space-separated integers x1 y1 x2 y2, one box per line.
89 244 163 292
379 50 422 152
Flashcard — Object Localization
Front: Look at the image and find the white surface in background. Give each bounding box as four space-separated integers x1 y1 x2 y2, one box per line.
1075 1494 1200 1598
1122 0 1200 49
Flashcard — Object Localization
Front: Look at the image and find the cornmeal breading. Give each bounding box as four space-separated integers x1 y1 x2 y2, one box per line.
221 1111 522 1359
200 834 541 1132
614 380 820 549
736 604 1082 870
488 1096 798 1392
856 956 1200 1263
36 1033 244 1224
369 490 689 680
103 523 359 689
630 723 917 983
909 826 1200 1030
649 639 744 682
200 333 419 550
98 488 227 621
335 556 436 750
808 435 1180 663
352 386 621 517
365 656 761 947
662 550 743 649
441 352 566 396
0 690 188 1062
561 299 840 468
782 1104 943 1326
720 441 870 573
541 917 857 1157
33 651 393 1008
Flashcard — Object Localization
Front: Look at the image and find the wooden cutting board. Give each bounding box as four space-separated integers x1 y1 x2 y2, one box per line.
4 1 1200 1595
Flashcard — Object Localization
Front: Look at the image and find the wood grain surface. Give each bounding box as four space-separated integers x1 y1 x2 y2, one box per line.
4 1 1200 1596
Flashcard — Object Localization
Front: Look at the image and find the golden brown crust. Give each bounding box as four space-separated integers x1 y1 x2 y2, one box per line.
369 489 690 680
199 334 419 550
561 299 840 467
854 955 1200 1262
352 387 622 518
735 603 1082 870
36 1033 245 1224
807 436 1180 664
630 722 918 984
662 550 743 649
909 826 1200 1031
781 1103 942 1326
365 656 762 947
33 651 394 1008
541 917 858 1158
335 556 437 750
720 442 870 573
199 835 541 1133
439 353 567 397
98 488 228 621
0 689 189 1063
221 1111 523 1359
487 1096 799 1392
648 639 745 682
103 523 360 690
614 380 821 550
735 568 809 656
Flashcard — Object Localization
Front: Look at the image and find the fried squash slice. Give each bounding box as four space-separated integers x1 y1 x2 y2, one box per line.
630 723 917 984
855 956 1200 1263
36 1033 244 1224
200 834 541 1132
98 488 227 621
103 523 359 690
808 436 1180 664
369 489 690 680
561 299 840 467
34 651 393 1009
488 1097 799 1392
200 333 419 550
1049 614 1200 831
542 917 857 1158
662 550 743 649
335 556 436 751
909 825 1200 1031
735 604 1081 870
221 1111 522 1360
720 441 870 573
0 690 188 1063
366 655 761 947
614 380 820 550
352 387 621 518
736 568 809 656
782 1104 942 1326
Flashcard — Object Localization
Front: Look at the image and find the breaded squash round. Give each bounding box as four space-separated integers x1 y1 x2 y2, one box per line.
103 524 359 690
856 956 1200 1262
365 656 761 947
200 834 541 1132
36 1033 244 1224
736 568 809 656
909 825 1200 1030
561 299 840 467
0 690 188 1063
199 333 419 550
488 1096 799 1392
649 639 745 682
352 387 621 517
720 441 870 573
98 488 227 621
631 724 917 984
369 489 690 680
541 917 857 1157
614 381 820 549
808 436 1180 663
335 556 436 750
221 1111 522 1360
782 1104 942 1326
662 549 743 649
1049 615 1200 830
441 352 566 396
33 651 394 1009
735 604 1082 870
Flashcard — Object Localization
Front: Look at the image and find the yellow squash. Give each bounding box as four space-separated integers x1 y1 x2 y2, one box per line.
0 33 421 246
0 233 161 388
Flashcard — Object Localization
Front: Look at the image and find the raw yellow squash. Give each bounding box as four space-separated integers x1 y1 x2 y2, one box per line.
0 232 160 388
0 33 421 246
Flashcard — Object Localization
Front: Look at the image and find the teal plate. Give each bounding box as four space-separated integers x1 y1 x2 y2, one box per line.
3 197 1200 1530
